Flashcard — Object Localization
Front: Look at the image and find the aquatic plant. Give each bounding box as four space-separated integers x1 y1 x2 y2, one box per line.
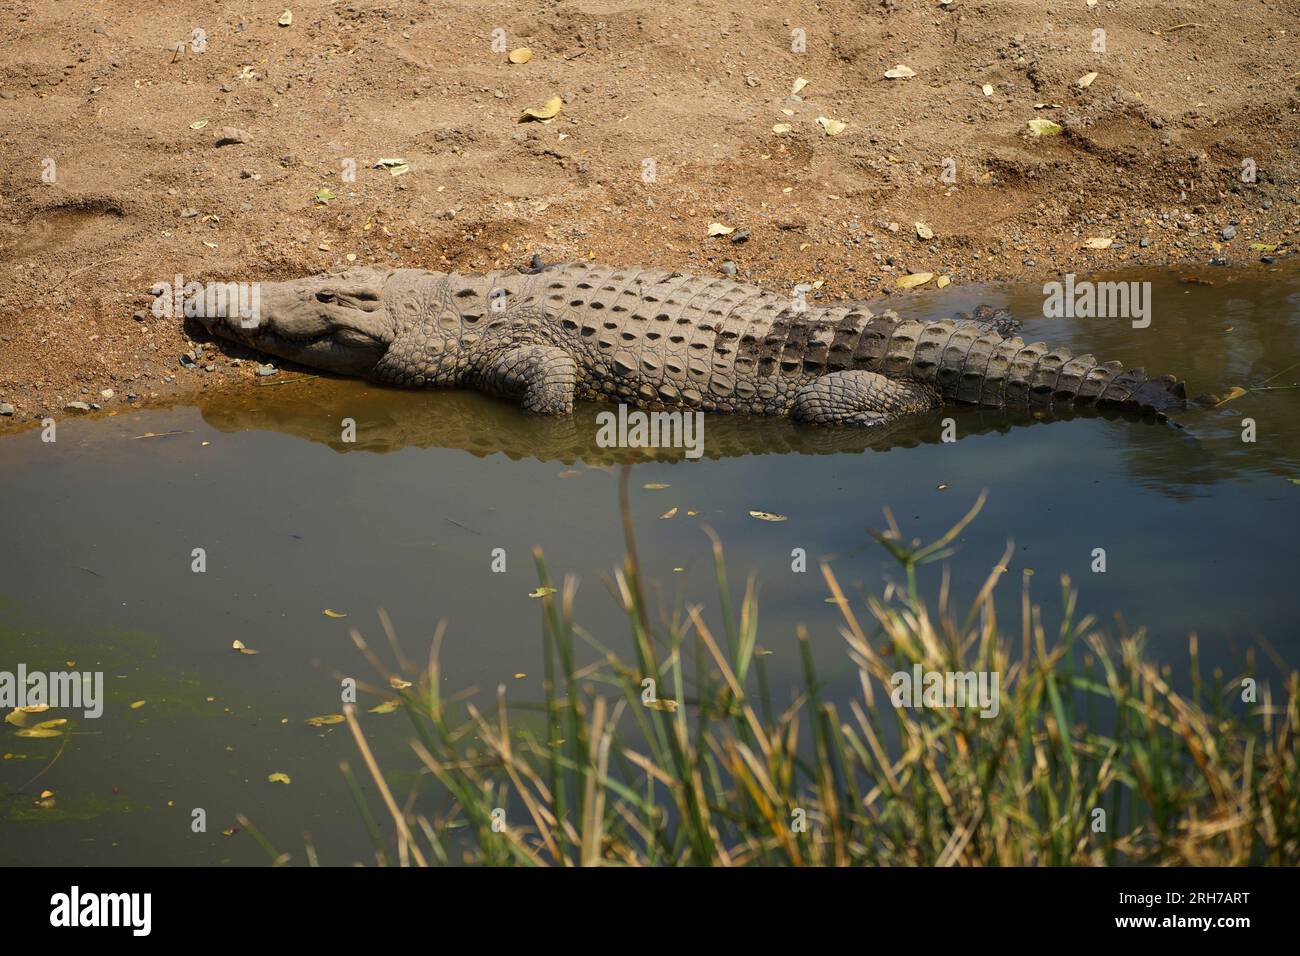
253 469 1300 866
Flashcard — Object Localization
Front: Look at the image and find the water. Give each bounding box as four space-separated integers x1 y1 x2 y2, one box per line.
2 265 1298 865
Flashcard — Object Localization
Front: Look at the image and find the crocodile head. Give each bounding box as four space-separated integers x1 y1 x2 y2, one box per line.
193 269 399 376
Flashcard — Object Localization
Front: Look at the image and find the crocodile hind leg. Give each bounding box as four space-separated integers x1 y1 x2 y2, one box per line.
478 345 578 415
790 370 940 426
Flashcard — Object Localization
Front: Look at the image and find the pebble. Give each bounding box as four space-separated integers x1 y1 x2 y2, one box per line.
720 260 737 276
1140 237 1151 248
256 364 277 377
0 403 14 416
100 388 114 399
64 401 91 412
214 126 249 146
1220 225 1237 240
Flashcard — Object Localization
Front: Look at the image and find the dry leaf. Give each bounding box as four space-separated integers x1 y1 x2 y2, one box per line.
1027 119 1063 136
1213 386 1248 407
915 221 934 240
644 698 679 712
748 510 788 522
660 507 678 519
790 77 809 96
708 222 735 237
643 482 670 489
520 95 563 122
278 10 293 27
508 48 532 65
884 65 917 79
529 586 558 598
389 676 413 689
306 714 345 726
369 700 400 714
323 609 347 618
189 119 208 130
936 275 951 288
771 123 793 134
1077 71 1099 89
130 700 146 710
267 772 291 784
231 639 259 655
816 116 847 136
895 272 934 289
1083 237 1114 249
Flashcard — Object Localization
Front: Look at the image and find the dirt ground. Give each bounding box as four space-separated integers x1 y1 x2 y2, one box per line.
1 0 1297 424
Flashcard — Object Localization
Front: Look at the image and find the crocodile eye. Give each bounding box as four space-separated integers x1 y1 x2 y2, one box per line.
316 289 336 303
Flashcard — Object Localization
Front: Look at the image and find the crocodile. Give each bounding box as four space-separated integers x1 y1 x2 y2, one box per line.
192 262 1192 427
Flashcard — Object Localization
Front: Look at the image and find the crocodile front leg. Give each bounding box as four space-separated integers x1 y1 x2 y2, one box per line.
476 345 578 415
790 370 940 426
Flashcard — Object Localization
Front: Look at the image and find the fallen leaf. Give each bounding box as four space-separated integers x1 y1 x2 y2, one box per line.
643 482 671 489
528 587 557 598
708 222 735 237
5 706 51 728
306 714 345 727
1251 242 1278 252
884 65 917 79
771 123 793 134
644 698 679 712
1077 71 1099 89
520 95 563 122
130 700 146 710
278 10 293 27
389 676 413 690
267 772 292 784
936 275 951 288
660 507 678 519
323 609 348 618
15 728 63 738
1213 386 1248 407
915 221 934 240
508 48 532 64
1083 237 1114 249
189 119 208 130
895 272 934 289
314 187 336 204
369 700 400 714
748 510 788 522
1027 119 1063 136
816 116 847 136
791 77 809 96
40 789 55 799
231 639 259 655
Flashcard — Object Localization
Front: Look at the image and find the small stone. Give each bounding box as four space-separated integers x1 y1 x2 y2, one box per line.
215 126 249 146
720 260 737 276
65 401 91 412
256 364 277 377
1139 237 1151 248
0 403 14 416
133 310 146 321
1220 225 1237 240
180 208 199 218
100 388 114 399
729 229 750 244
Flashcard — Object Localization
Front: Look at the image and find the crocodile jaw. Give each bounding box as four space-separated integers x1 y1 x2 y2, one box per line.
193 270 398 376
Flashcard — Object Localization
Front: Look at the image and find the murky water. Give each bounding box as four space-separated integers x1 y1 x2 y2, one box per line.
2 265 1298 865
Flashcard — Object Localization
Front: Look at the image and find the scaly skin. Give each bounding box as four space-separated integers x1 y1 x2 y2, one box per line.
193 262 1190 425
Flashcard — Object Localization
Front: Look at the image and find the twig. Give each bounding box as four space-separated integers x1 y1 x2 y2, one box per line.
1164 22 1205 32
52 255 123 290
254 374 320 387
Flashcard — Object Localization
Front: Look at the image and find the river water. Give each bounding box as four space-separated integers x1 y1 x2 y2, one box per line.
2 265 1298 864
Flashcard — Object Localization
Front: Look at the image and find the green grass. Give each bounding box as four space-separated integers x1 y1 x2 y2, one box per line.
264 471 1300 866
